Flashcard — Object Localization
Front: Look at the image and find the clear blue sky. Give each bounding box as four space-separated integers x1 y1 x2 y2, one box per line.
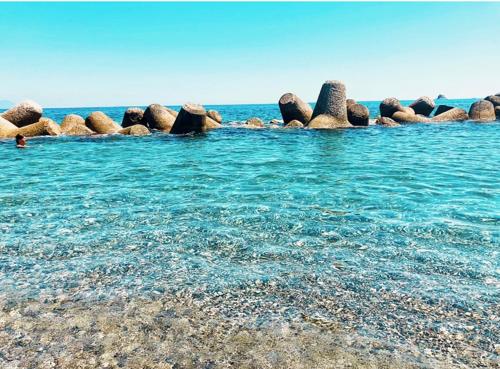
1 2 499 107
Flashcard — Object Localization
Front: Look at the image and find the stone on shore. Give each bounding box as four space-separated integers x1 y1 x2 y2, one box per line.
392 111 431 123
119 124 150 136
409 96 435 116
375 116 400 127
60 114 86 132
17 118 61 137
346 99 356 108
285 120 304 128
245 117 264 128
434 105 454 116
347 103 369 126
379 97 404 118
308 80 351 129
207 110 223 124
122 108 145 128
278 93 313 124
0 100 43 127
85 112 121 134
142 104 176 131
64 124 95 136
485 95 500 107
0 116 18 137
468 100 495 121
495 106 500 120
431 108 468 122
170 103 207 134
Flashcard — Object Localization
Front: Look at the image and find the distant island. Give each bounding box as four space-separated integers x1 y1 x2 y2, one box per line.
436 94 447 99
0 100 14 109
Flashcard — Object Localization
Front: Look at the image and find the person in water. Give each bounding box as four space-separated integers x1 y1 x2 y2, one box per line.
15 134 27 148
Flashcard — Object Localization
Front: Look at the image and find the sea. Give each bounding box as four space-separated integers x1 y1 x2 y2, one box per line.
0 99 498 368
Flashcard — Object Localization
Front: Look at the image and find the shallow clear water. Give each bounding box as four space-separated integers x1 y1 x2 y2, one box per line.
0 100 499 366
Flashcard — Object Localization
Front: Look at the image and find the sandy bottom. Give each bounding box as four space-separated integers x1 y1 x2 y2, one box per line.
1 287 496 369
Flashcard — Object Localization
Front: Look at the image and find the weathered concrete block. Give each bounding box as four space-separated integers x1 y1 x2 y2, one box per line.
431 108 468 122
207 110 222 123
434 105 454 116
60 114 86 132
1 100 42 127
379 97 404 118
308 80 351 129
392 111 431 123
278 93 313 124
485 95 500 107
119 124 150 136
284 119 304 128
170 103 207 134
347 103 369 126
17 118 61 137
0 116 18 137
468 100 495 122
64 124 95 136
409 96 435 116
142 104 176 131
122 108 145 128
245 117 264 128
85 112 121 134
205 116 222 130
375 116 400 127
346 99 356 108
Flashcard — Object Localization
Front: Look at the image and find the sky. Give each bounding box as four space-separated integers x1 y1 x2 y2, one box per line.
0 2 499 107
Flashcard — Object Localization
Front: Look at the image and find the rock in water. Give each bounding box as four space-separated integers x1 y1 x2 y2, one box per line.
1 100 43 127
379 97 404 118
17 118 61 137
346 99 356 108
284 119 304 128
205 116 222 130
409 96 435 116
434 105 454 116
64 124 95 136
85 112 121 134
308 80 351 129
207 110 223 123
278 93 313 124
119 124 150 136
165 107 179 117
469 100 495 121
142 104 176 131
437 94 447 99
170 103 207 134
0 116 18 137
375 116 400 127
122 108 145 128
485 95 500 107
401 106 415 115
392 111 431 123
347 103 369 126
60 114 86 132
431 108 468 122
244 117 264 128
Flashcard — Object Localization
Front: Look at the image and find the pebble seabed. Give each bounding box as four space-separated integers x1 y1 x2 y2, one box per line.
1 278 498 369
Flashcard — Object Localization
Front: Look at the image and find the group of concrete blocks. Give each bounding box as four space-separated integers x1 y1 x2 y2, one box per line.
277 81 500 129
0 102 224 138
1 81 499 139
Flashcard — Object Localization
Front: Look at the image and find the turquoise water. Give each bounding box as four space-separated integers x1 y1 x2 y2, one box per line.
0 100 499 366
